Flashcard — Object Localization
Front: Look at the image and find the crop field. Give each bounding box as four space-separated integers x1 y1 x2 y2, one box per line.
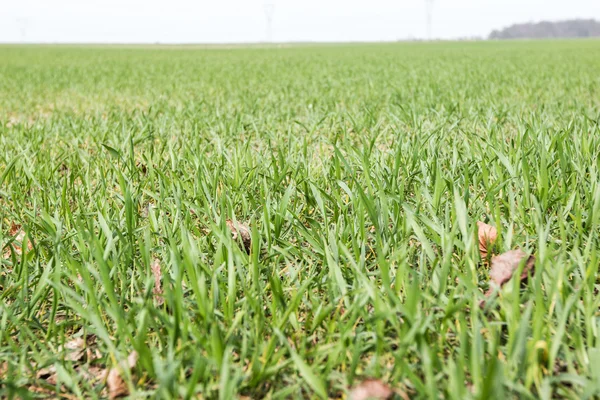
1 41 600 399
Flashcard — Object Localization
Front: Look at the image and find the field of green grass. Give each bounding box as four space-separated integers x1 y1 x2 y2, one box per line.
1 41 600 399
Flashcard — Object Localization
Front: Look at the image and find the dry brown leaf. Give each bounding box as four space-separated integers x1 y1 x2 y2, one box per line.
477 221 498 258
36 365 58 385
151 258 163 305
59 334 97 362
107 351 138 399
78 365 109 382
3 223 32 258
9 223 20 237
349 379 394 400
62 337 86 361
489 249 535 291
226 219 251 254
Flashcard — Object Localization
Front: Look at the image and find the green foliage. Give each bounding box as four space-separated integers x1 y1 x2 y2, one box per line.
1 41 599 399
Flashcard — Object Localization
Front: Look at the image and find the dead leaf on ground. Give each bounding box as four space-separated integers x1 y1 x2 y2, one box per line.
477 221 498 258
59 333 98 362
3 223 33 258
62 337 86 361
78 365 108 382
226 219 252 254
8 223 20 237
349 379 408 400
36 365 58 385
107 351 138 399
151 258 164 305
487 249 535 295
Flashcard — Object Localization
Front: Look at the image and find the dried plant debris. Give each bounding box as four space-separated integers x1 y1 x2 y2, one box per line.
477 221 498 259
226 219 252 253
489 249 535 288
60 333 99 362
151 258 164 305
32 333 104 394
349 379 395 400
62 337 87 361
480 249 536 307
79 365 109 382
107 351 139 399
36 365 58 385
3 223 32 258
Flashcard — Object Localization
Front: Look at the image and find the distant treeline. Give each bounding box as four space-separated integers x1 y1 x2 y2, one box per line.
489 19 600 40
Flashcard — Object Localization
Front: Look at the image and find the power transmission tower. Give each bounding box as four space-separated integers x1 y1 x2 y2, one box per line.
264 3 275 42
425 0 434 40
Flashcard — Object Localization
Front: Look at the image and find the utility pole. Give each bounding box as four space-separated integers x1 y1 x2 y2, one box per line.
264 3 275 42
17 18 28 43
425 0 434 40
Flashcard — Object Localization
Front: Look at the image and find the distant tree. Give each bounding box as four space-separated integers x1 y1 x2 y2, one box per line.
489 19 600 40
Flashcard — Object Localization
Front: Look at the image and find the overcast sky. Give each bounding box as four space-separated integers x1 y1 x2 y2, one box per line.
1 0 599 43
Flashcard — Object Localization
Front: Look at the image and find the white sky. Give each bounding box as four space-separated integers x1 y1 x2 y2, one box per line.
1 0 599 43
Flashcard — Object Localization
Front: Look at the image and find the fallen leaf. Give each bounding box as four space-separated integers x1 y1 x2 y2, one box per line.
151 258 164 305
59 334 97 362
36 365 58 385
62 337 86 361
477 221 498 258
3 223 32 258
349 379 394 400
78 365 108 382
9 223 20 237
107 351 138 399
226 219 252 254
489 249 535 290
